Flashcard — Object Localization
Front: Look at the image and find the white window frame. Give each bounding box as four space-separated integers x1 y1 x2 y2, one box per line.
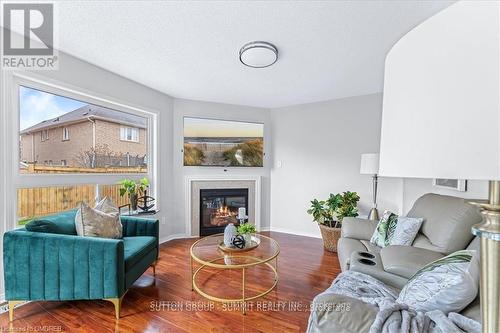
62 127 69 141
120 126 139 142
5 72 158 229
41 129 49 141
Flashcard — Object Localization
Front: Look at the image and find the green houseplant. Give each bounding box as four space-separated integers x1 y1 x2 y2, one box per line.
237 222 257 245
307 191 360 252
119 178 150 211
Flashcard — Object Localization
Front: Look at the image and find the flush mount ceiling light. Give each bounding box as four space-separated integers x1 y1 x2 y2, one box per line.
239 41 278 68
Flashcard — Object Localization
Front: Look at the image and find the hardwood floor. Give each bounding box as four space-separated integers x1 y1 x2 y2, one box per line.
0 231 340 333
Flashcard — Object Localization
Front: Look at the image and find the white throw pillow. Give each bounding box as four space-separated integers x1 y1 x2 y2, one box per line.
370 210 398 247
75 197 122 238
397 250 479 314
390 217 423 246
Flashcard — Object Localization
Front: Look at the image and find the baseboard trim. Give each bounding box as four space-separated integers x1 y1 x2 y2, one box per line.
159 234 193 244
158 228 321 242
267 227 321 239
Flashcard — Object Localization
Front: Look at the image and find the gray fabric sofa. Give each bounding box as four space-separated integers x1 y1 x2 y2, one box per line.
312 193 483 332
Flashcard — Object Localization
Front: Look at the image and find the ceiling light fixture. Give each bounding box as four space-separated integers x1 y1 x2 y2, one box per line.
239 41 278 68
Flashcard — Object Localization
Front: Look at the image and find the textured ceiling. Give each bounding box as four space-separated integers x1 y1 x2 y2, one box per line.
50 1 455 108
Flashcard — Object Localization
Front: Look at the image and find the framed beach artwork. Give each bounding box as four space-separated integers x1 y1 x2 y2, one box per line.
432 179 467 192
183 117 264 167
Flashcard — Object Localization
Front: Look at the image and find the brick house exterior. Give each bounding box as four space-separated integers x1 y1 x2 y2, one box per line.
20 105 147 167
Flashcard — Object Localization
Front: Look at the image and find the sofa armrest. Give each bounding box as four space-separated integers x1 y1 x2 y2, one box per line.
341 217 378 240
3 230 125 301
308 293 378 333
121 216 159 258
121 216 159 238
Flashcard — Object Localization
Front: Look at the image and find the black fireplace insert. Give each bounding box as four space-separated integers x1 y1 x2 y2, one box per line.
200 188 249 236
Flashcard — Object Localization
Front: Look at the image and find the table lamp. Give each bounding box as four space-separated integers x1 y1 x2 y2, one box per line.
378 2 499 332
360 153 380 220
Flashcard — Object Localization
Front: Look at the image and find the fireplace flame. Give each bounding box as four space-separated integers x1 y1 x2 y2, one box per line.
217 205 230 215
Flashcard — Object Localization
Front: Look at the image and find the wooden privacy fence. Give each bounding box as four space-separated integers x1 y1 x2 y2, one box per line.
17 184 130 220
22 164 147 174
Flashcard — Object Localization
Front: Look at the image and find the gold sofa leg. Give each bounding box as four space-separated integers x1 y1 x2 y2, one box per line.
104 296 124 319
8 301 23 322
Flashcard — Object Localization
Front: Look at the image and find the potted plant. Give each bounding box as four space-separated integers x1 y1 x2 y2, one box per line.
307 191 360 252
237 222 256 245
119 177 150 211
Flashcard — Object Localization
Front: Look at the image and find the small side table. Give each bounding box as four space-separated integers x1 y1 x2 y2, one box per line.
119 204 160 217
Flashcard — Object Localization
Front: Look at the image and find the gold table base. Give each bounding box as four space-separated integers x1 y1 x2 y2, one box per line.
190 255 279 315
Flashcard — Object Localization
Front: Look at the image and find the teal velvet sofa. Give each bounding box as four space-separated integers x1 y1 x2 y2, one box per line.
3 210 159 321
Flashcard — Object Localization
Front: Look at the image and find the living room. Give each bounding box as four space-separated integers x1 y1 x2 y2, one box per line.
0 1 497 332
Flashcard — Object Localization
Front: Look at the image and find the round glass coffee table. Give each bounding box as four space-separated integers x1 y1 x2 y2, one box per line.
190 233 280 314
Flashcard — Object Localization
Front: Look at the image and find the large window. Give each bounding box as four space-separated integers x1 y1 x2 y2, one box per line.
19 86 149 173
183 117 264 167
13 81 156 227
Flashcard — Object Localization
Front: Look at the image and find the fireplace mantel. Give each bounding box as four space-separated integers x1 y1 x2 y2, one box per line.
185 176 262 236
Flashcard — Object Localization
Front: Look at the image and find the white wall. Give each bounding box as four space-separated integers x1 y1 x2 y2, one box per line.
172 99 272 235
401 179 488 214
270 94 403 238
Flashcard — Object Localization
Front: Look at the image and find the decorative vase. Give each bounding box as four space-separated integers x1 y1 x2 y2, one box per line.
224 223 237 247
129 193 138 211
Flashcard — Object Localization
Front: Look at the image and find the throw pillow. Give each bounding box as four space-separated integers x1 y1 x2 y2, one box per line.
390 217 423 246
75 197 122 238
26 219 61 234
26 209 78 235
370 210 398 247
397 250 479 314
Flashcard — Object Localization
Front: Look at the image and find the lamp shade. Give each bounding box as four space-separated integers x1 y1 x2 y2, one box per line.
379 1 500 180
360 153 379 175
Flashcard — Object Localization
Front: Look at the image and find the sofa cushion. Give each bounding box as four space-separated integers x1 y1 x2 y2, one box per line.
26 209 78 235
407 193 482 254
460 296 481 323
341 217 378 240
380 245 444 279
123 236 157 270
411 234 443 253
466 237 480 252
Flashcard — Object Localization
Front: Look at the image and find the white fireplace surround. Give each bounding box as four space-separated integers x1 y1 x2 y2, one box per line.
185 175 262 236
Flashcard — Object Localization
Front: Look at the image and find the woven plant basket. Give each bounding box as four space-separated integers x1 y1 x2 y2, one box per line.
318 224 341 252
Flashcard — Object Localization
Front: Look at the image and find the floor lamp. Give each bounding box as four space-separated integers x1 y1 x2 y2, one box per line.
378 2 499 332
360 153 379 221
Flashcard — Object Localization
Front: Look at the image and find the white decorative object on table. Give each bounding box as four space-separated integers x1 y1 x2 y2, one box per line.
238 207 246 219
224 223 237 247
